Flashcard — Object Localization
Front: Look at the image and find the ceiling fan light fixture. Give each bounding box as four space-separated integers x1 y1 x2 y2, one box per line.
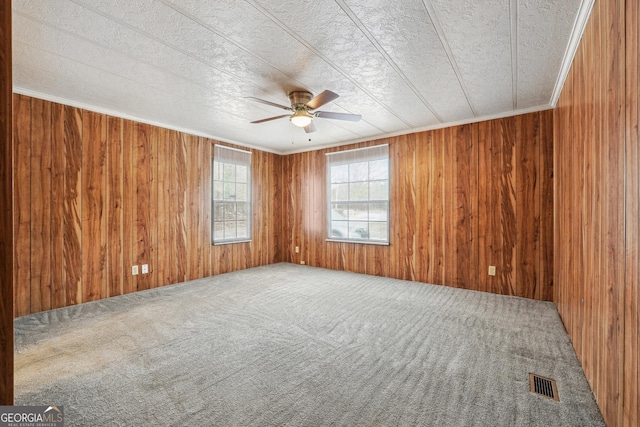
290 109 312 127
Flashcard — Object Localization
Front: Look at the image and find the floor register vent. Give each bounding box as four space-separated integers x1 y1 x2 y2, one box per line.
529 373 559 401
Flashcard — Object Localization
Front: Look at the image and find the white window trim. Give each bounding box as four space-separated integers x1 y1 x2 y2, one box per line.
326 144 390 245
212 145 252 245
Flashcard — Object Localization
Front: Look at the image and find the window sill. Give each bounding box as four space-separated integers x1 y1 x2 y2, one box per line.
325 239 389 246
212 239 252 246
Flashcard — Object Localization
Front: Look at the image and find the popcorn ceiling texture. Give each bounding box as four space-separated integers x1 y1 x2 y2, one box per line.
13 0 583 153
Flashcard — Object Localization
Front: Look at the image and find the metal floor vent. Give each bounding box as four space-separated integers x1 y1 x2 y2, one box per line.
529 373 559 401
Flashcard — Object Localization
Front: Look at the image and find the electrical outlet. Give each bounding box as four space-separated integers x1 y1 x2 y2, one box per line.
295 246 300 253
142 264 149 274
300 260 306 265
132 265 139 276
488 266 496 276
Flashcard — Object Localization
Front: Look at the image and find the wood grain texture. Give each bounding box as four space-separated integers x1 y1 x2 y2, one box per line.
12 96 281 317
82 111 107 302
553 0 637 424
0 0 13 405
281 112 553 300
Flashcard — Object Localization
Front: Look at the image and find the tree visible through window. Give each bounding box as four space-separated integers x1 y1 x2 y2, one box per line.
212 145 251 244
326 144 389 244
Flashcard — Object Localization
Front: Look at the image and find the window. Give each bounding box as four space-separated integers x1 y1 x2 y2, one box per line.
326 144 389 244
212 145 251 244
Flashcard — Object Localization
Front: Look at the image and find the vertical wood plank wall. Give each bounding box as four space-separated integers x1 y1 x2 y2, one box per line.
554 0 638 425
281 111 554 300
12 95 282 317
0 0 13 406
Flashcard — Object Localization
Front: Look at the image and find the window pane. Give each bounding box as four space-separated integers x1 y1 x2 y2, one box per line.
331 204 349 220
350 203 369 221
369 180 388 200
224 222 237 239
237 203 248 221
214 203 225 221
236 183 247 202
223 163 235 181
330 221 349 239
331 183 349 202
369 159 388 180
237 221 248 238
212 145 252 244
213 181 223 201
214 222 224 240
224 203 236 220
369 202 388 221
331 164 348 183
369 222 388 241
236 165 248 183
349 162 368 182
349 222 369 239
349 182 368 201
326 144 389 245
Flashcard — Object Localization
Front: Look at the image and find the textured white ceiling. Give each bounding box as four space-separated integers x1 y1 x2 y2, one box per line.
12 0 590 154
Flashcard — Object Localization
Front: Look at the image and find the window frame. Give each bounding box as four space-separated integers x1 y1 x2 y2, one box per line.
211 145 252 245
325 144 390 245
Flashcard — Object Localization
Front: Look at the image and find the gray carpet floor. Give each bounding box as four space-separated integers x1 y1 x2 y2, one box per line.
14 263 604 426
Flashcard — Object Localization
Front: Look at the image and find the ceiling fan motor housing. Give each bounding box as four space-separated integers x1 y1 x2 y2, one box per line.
289 91 314 110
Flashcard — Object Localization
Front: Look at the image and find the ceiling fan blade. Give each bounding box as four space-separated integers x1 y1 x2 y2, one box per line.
245 96 292 111
305 90 339 110
304 122 317 133
250 114 290 124
315 111 362 122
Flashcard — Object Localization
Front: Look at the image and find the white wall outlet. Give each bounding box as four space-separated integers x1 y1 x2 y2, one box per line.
300 260 306 265
488 266 496 276
142 264 149 274
132 265 139 276
295 246 300 253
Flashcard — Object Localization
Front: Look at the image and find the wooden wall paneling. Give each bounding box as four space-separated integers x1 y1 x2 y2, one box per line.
573 44 586 360
624 0 639 425
499 117 516 296
50 103 65 309
553 0 634 423
13 94 30 316
63 105 82 306
251 149 264 267
476 121 491 294
201 138 212 276
443 127 454 287
469 123 480 292
107 117 123 298
148 125 159 288
392 134 416 281
539 110 554 302
81 111 107 302
580 12 596 391
0 0 13 403
30 98 52 312
431 129 445 286
453 124 471 289
155 127 171 287
489 119 503 295
604 2 625 423
515 113 540 299
415 131 432 284
121 120 134 295
271 152 283 264
185 135 198 280
133 123 150 291
169 130 187 282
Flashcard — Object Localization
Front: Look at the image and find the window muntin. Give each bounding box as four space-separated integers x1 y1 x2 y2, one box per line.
212 145 251 244
326 145 390 244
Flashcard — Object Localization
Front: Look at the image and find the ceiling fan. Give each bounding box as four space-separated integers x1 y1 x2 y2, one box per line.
246 90 362 133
